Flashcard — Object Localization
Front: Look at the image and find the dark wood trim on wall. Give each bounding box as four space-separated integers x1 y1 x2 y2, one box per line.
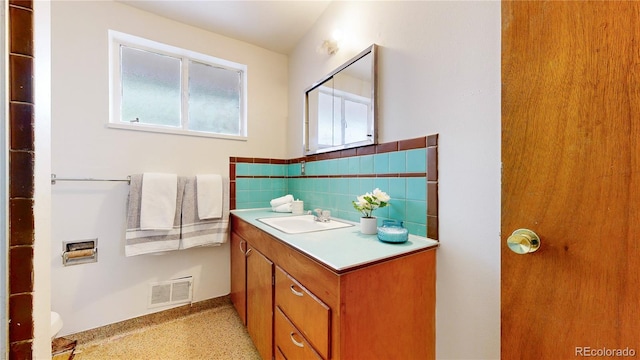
229 135 439 240
8 0 35 358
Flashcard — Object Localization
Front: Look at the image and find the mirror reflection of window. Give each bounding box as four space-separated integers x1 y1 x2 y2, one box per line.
344 99 369 143
317 88 371 147
317 88 335 147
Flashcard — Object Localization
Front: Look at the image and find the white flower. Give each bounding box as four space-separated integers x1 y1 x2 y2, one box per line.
352 188 390 218
356 195 372 209
372 188 390 203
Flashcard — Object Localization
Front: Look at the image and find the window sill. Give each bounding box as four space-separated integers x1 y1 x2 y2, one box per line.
107 123 248 141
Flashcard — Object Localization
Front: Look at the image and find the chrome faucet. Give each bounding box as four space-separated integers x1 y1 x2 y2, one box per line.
314 208 331 222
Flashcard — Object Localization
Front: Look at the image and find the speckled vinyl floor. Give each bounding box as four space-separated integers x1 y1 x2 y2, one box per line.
73 304 261 360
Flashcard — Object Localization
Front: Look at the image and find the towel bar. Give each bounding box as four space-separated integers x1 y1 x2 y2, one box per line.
51 174 131 185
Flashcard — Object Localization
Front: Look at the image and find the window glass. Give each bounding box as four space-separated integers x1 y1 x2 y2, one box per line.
188 60 241 135
121 46 181 127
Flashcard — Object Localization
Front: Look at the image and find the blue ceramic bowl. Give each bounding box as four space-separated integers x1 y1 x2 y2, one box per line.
377 220 409 243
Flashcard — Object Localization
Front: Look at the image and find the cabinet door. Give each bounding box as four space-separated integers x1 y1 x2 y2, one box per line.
247 245 274 360
230 232 247 325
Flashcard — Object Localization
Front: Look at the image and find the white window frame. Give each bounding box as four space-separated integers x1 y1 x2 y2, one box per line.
108 30 248 140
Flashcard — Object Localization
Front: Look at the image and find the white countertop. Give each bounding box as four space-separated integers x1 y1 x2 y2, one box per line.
230 208 439 272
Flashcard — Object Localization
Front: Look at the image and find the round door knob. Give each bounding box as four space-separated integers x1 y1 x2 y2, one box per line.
507 229 540 254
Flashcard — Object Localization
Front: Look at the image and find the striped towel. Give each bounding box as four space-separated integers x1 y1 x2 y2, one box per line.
180 176 229 249
125 174 186 256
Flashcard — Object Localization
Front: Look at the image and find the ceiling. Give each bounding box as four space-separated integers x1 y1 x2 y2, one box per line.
116 0 332 54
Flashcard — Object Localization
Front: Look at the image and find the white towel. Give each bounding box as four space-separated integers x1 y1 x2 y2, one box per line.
196 174 223 220
272 203 292 213
140 173 179 230
270 194 294 208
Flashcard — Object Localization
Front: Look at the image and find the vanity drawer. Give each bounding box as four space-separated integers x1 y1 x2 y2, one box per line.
275 266 330 359
275 307 323 360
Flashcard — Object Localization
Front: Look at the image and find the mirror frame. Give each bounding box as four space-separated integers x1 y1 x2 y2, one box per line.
304 44 378 155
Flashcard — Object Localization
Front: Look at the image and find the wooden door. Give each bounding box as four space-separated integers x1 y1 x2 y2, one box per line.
502 1 640 359
246 245 274 360
230 232 247 325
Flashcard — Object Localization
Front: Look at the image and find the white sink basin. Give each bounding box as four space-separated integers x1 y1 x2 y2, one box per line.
257 214 353 234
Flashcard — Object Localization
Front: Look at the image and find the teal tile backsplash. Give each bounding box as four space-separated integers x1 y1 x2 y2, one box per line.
406 149 427 173
389 151 406 173
373 153 390 174
230 135 439 239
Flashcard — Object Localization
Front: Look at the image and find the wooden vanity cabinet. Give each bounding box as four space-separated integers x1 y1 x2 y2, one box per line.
230 214 436 360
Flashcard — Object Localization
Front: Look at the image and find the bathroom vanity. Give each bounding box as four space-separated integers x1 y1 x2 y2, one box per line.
230 209 438 360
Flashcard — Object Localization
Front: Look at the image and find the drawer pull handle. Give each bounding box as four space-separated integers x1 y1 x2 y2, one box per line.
245 248 252 257
290 284 304 297
290 332 304 348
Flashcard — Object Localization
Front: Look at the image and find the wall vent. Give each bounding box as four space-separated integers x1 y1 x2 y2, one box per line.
148 276 193 308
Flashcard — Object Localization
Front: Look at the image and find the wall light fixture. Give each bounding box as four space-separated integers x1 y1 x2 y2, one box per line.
317 29 343 56
320 39 339 55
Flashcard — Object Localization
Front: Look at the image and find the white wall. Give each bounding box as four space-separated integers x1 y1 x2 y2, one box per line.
50 1 288 336
34 0 52 358
288 2 501 359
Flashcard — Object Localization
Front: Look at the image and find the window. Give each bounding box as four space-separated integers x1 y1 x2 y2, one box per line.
317 86 371 147
109 30 247 139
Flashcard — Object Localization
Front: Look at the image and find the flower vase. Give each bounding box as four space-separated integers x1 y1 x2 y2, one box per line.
360 217 378 235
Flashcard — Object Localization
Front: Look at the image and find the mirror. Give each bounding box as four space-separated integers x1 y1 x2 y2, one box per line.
304 44 377 155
